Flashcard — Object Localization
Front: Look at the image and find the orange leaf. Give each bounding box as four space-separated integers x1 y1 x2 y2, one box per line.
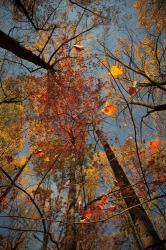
80 216 89 223
44 156 50 162
148 140 161 150
100 194 109 204
102 101 117 116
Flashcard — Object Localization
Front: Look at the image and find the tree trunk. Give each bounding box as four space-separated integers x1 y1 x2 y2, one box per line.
128 215 142 250
0 30 53 71
42 221 51 250
64 164 77 250
96 128 166 250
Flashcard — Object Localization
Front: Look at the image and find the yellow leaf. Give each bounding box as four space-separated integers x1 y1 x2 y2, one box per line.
14 156 26 166
110 66 123 77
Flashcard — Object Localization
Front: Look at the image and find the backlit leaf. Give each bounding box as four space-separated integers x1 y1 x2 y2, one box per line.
73 44 84 52
110 66 123 77
102 101 117 116
148 140 161 150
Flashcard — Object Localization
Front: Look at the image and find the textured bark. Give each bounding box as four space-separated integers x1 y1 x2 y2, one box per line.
64 164 77 250
96 128 166 250
0 30 53 71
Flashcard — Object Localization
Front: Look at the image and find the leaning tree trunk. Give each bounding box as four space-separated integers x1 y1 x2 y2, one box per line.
0 30 53 71
96 128 166 250
64 164 77 250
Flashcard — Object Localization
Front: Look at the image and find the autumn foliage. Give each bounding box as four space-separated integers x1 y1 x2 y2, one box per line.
0 1 166 250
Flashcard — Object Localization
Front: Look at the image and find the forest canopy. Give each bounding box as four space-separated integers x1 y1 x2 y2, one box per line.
0 1 166 250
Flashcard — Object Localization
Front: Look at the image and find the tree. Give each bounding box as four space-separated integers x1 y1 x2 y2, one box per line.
0 1 166 249
96 128 165 250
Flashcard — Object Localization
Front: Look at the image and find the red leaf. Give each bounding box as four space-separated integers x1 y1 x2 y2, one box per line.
155 175 166 184
128 86 136 95
1 197 9 204
147 159 155 167
85 208 92 217
107 205 116 212
100 194 109 204
85 207 99 217
137 190 145 198
35 149 44 157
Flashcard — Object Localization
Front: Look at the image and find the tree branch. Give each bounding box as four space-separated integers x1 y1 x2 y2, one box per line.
130 102 166 111
0 30 54 71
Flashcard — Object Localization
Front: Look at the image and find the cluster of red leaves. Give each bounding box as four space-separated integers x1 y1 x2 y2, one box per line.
80 194 116 223
29 59 100 159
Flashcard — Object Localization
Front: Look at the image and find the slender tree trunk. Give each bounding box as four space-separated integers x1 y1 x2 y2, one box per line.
96 128 166 250
42 221 51 250
42 197 52 250
64 164 77 250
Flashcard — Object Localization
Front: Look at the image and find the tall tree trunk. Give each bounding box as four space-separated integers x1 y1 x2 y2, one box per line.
64 164 77 250
128 215 142 250
96 128 166 250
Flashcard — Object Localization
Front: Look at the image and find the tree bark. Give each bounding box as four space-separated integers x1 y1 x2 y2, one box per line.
64 164 77 250
0 30 53 71
96 128 166 250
